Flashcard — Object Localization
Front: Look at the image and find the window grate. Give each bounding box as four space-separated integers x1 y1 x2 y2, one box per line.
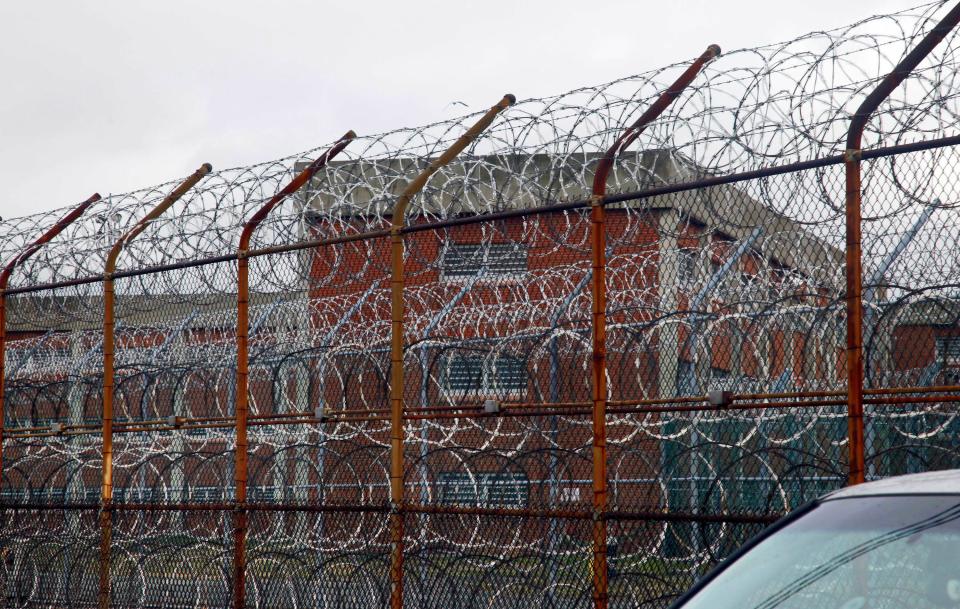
441 353 527 394
677 249 699 287
936 336 960 361
441 243 528 279
438 472 529 507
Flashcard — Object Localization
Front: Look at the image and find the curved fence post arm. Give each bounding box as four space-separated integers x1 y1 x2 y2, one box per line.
587 45 719 609
590 44 721 198
388 93 515 609
98 162 211 609
0 192 100 488
844 2 960 486
232 131 354 609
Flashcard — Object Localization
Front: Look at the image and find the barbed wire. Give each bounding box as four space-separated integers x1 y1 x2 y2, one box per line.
0 2 956 286
4 3 960 608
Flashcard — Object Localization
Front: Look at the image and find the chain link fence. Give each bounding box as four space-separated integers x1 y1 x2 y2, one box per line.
3 2 960 608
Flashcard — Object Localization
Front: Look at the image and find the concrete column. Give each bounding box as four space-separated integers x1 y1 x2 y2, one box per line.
293 306 311 508
693 231 711 393
171 377 185 505
657 210 680 401
66 330 85 531
655 209 689 540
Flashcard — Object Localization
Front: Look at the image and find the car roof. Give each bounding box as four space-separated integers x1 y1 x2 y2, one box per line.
825 469 960 499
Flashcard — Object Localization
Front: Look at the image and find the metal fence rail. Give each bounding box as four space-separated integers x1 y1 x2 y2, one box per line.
3 2 960 608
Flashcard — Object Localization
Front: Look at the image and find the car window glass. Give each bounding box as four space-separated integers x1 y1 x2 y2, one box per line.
676 495 960 609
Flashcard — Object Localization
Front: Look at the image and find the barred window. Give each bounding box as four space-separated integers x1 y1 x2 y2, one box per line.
438 472 529 507
4 417 62 430
249 486 276 503
40 487 65 503
936 336 960 362
0 488 25 503
441 243 528 280
677 249 699 287
441 353 527 394
186 485 280 504
120 487 172 503
188 486 228 503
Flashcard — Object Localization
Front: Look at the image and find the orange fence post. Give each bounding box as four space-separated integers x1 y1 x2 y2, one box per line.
233 132 354 609
388 94 514 609
0 194 99 488
99 164 211 609
843 1 960 486
588 45 719 608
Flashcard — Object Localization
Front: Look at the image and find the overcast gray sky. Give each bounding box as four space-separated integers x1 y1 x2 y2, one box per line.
0 0 924 220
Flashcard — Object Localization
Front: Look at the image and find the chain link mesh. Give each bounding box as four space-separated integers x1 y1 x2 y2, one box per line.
3 2 960 608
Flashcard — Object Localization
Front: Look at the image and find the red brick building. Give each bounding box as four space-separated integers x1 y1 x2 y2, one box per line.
2 149 848 511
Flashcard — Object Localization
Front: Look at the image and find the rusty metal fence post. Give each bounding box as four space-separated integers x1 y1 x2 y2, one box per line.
388 94 514 609
843 1 960 486
0 194 99 487
588 45 719 608
99 164 211 609
233 132 354 609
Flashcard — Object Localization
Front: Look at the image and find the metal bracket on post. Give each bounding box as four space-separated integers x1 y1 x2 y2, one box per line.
707 390 733 407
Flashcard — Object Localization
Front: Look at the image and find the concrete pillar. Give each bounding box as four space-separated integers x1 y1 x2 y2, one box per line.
66 330 85 531
171 376 185 509
657 210 680 401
